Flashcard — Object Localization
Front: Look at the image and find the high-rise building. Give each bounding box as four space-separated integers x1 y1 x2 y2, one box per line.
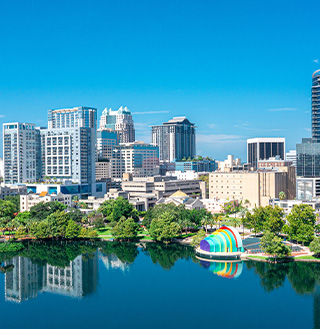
0 157 4 181
97 129 120 160
312 70 320 141
111 141 159 178
3 122 41 184
151 116 196 162
296 138 320 177
99 106 135 143
43 107 97 187
247 137 285 170
48 107 97 130
296 70 320 179
42 127 95 186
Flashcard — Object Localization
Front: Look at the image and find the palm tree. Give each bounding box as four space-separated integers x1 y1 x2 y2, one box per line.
279 191 286 200
239 207 247 238
217 214 223 229
201 216 210 234
208 216 216 232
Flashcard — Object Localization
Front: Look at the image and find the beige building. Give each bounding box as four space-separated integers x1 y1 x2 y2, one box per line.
20 192 73 212
95 161 111 181
122 176 206 199
209 167 296 207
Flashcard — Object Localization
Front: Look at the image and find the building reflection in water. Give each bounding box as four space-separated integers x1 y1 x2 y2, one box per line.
4 251 98 303
100 254 130 272
199 260 243 279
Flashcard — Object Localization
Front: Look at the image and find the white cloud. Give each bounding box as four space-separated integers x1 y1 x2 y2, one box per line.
207 123 217 129
305 111 310 114
267 107 297 112
197 134 245 144
0 115 5 118
233 122 284 132
304 128 311 132
134 122 150 131
132 110 169 115
314 59 319 63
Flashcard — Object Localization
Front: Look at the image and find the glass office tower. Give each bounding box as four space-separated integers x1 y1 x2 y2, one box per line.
312 70 320 141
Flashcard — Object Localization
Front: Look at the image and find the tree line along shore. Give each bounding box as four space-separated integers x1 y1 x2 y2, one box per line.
1 195 320 261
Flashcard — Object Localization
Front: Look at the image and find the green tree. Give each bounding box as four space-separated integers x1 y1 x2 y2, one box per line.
15 227 27 239
143 203 185 228
68 209 83 223
93 217 105 230
98 197 139 222
32 221 50 239
78 201 89 209
65 220 81 239
279 191 286 200
263 206 285 235
14 211 31 226
191 229 206 247
310 237 320 257
246 206 271 236
260 231 291 260
284 204 316 244
201 215 211 234
29 201 67 221
4 195 20 212
46 210 70 238
0 200 16 218
149 212 180 243
112 217 139 241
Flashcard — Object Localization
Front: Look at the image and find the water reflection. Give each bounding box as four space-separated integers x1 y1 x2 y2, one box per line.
2 241 320 307
4 252 98 302
199 260 243 278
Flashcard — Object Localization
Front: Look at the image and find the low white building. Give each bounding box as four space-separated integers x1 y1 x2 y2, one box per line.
156 190 204 210
79 189 157 212
201 197 239 214
20 192 73 212
166 170 200 180
269 198 320 215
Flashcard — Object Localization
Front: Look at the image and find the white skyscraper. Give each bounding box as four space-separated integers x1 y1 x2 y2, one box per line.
43 107 98 187
3 122 41 184
99 106 135 143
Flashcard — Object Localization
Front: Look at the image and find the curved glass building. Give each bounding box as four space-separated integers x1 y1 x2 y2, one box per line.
312 70 320 141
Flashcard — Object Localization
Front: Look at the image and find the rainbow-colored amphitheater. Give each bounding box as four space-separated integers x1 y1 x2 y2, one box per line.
199 226 244 253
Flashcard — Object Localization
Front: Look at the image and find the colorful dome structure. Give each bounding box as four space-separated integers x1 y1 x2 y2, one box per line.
196 226 243 260
199 260 243 279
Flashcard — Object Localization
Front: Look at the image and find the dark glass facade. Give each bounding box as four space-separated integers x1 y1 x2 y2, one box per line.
296 138 320 177
248 140 284 169
312 70 320 141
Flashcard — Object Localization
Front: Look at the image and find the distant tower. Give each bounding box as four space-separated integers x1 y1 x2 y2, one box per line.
99 106 135 143
151 117 196 162
3 122 41 184
312 70 320 141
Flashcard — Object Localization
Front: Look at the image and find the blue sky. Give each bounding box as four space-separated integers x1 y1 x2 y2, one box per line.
0 0 319 160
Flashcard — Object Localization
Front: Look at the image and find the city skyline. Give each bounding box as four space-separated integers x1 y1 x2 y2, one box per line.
1 1 320 160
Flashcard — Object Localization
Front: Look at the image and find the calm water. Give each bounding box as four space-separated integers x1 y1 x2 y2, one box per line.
0 241 319 329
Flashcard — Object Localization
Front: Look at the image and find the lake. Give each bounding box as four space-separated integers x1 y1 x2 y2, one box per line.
0 241 319 329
